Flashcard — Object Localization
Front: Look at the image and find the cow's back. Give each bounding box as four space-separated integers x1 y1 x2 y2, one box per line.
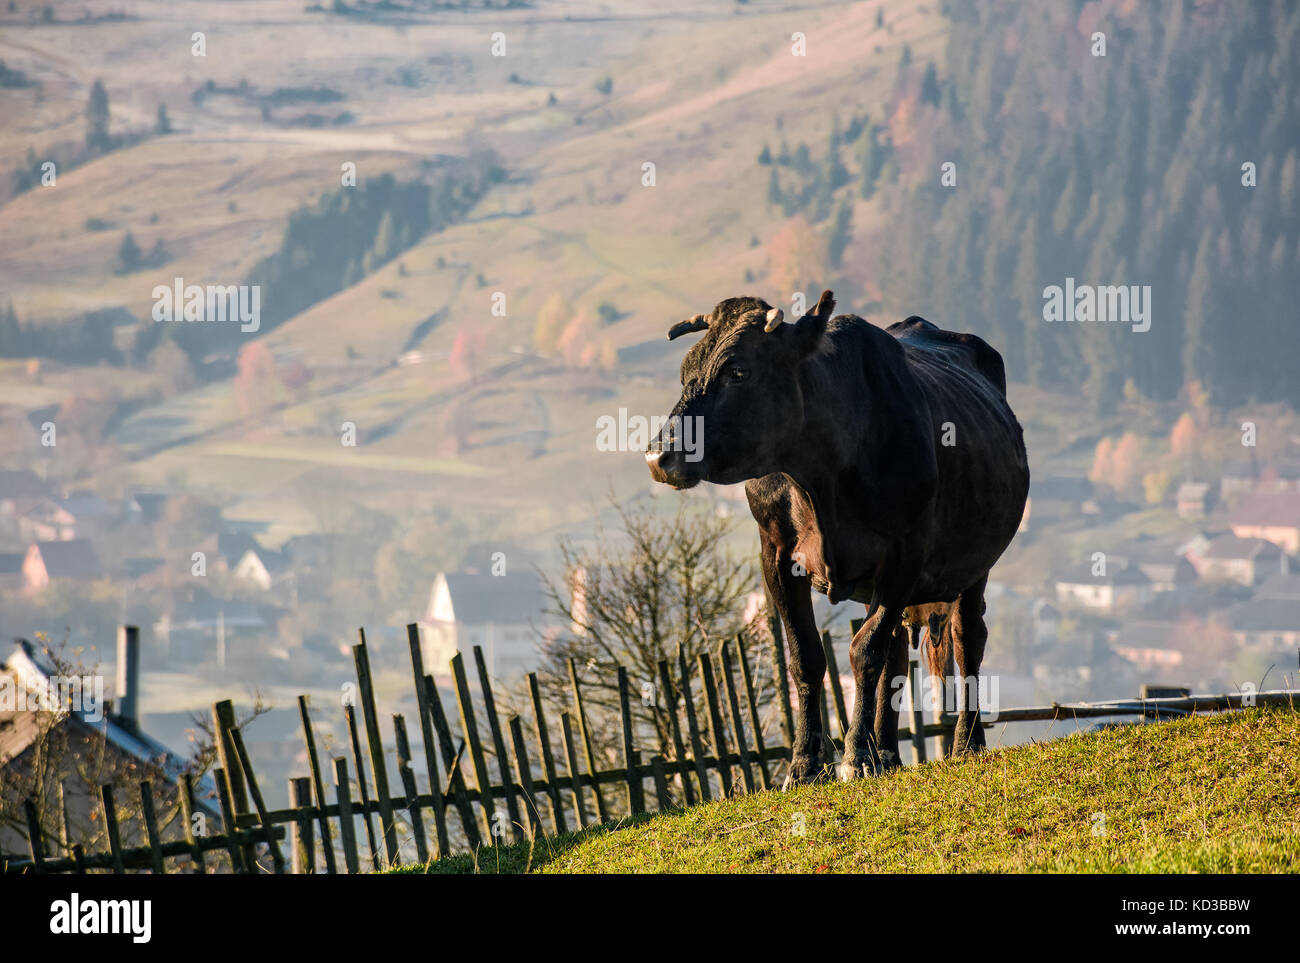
886 316 1029 601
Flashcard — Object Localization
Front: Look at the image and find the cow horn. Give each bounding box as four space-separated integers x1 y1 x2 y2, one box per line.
763 307 785 332
667 314 709 341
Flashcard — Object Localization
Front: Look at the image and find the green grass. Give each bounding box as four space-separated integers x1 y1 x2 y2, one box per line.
390 707 1300 874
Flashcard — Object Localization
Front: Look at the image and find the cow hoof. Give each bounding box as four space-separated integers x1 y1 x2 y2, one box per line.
837 761 867 781
783 755 827 789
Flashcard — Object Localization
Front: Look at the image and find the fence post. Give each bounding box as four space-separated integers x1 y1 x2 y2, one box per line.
508 715 543 837
821 630 850 746
393 714 429 864
290 777 315 874
212 766 246 873
650 755 672 811
22 799 46 873
617 666 645 814
451 651 499 841
677 645 713 802
734 638 773 790
559 711 590 829
297 695 337 873
568 658 609 821
344 703 381 870
423 673 480 847
100 785 125 874
408 626 451 857
472 646 524 843
699 652 734 797
719 642 757 794
908 650 927 765
212 699 253 869
139 781 165 874
333 756 360 874
656 659 695 805
353 631 400 867
180 772 206 873
527 673 567 835
229 727 285 873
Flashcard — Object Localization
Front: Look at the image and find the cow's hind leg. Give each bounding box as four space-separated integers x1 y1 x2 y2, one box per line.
950 576 989 755
870 624 909 771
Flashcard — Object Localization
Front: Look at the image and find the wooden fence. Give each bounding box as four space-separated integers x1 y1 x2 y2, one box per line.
6 620 1297 874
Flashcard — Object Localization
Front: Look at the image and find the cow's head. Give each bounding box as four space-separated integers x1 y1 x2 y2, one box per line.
646 290 836 489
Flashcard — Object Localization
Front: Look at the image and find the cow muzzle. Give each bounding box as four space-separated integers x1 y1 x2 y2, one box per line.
645 448 701 489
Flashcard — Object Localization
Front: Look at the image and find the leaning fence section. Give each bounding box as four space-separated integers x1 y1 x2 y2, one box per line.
6 620 1296 874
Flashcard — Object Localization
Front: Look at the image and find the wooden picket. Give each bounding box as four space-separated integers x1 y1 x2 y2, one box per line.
5 620 1296 875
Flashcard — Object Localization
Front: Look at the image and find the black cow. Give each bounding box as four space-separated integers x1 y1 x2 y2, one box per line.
647 291 1029 783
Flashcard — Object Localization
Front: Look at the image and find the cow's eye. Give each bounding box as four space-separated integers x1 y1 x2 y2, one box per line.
729 367 748 382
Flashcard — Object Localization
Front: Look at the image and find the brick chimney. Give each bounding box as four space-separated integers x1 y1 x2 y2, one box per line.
115 624 139 731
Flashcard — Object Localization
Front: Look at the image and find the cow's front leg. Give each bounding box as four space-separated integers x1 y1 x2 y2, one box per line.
762 541 829 787
843 604 905 777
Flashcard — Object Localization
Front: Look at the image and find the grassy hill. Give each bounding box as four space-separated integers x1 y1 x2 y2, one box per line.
391 707 1300 874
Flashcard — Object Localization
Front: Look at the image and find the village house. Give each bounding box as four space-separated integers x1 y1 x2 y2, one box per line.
419 571 553 680
0 468 49 518
1230 489 1300 554
1188 533 1286 586
1108 621 1185 671
0 633 220 868
232 545 293 594
1175 481 1213 520
1053 561 1153 612
1112 535 1198 593
13 497 77 542
21 539 103 593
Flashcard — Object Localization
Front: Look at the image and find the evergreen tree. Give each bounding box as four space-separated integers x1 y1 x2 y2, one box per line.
827 200 853 269
86 79 110 152
114 231 142 274
920 62 941 108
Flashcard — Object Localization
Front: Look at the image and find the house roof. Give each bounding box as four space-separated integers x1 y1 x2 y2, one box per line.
0 552 25 574
1230 490 1300 528
128 491 169 522
1256 573 1300 600
1202 533 1282 561
435 572 548 625
1226 598 1300 633
30 539 102 577
0 640 219 809
0 469 48 499
217 532 264 567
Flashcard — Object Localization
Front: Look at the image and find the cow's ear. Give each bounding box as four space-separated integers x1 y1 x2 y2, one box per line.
790 289 836 357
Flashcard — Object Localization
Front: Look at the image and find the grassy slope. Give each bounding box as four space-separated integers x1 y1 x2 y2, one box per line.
392 707 1300 874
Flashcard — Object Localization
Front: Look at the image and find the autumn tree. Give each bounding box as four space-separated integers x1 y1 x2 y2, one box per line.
1110 432 1144 497
534 293 572 356
768 215 827 300
1088 436 1114 487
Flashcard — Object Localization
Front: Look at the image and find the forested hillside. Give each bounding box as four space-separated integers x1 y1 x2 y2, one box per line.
874 0 1300 412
